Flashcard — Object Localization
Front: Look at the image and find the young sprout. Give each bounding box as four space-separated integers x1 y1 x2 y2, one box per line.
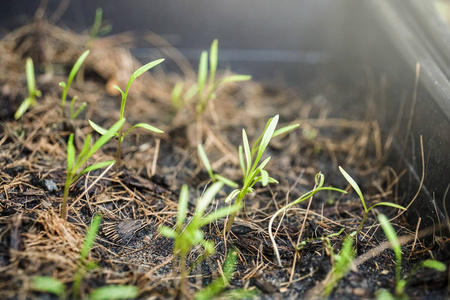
87 8 112 48
268 173 347 266
61 118 125 219
196 39 251 118
59 50 90 119
77 8 112 85
339 166 406 237
15 58 42 120
89 59 164 167
377 214 446 299
32 214 139 300
194 250 237 300
159 183 242 296
322 235 356 297
198 115 299 233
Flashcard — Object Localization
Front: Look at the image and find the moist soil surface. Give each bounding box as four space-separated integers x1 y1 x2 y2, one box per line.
0 21 449 299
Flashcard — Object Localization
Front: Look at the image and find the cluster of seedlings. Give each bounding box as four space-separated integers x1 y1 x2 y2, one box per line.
3 12 448 300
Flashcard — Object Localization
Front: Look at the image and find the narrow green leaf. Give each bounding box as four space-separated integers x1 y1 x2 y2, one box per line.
77 161 115 179
196 182 224 217
267 177 279 184
31 276 65 297
78 134 92 161
238 146 246 176
261 169 269 186
85 118 126 161
420 260 446 272
89 285 139 300
198 51 208 104
67 50 90 88
217 74 252 86
242 129 251 177
14 98 32 120
209 39 218 88
67 134 75 173
89 120 109 136
378 214 402 284
159 226 177 239
225 189 241 203
255 115 278 167
25 58 35 95
80 213 102 262
199 203 242 227
113 85 124 95
369 202 406 211
339 166 367 212
129 59 165 85
257 156 271 171
123 122 164 139
273 123 300 137
197 144 215 180
214 174 238 188
176 185 189 231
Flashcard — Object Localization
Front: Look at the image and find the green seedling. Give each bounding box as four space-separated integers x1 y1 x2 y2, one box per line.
59 50 90 119
194 249 257 300
32 214 138 300
339 166 406 236
269 173 347 266
61 118 125 219
198 115 299 233
15 57 42 120
376 214 446 299
196 39 251 117
89 59 164 167
194 250 236 300
159 183 242 295
87 8 112 48
322 235 356 297
77 8 112 85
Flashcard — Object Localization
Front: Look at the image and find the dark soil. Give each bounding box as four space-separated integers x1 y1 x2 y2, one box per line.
0 20 449 300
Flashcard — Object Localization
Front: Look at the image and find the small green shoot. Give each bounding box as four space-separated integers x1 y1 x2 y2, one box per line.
88 8 112 48
59 50 90 119
269 173 347 266
15 57 41 120
339 166 406 236
73 213 103 299
198 115 299 234
194 250 237 300
159 183 242 295
322 235 356 297
89 59 164 167
377 214 447 299
32 214 138 300
196 39 251 117
61 118 125 219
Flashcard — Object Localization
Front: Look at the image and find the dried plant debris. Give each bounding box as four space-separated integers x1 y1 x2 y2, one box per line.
0 19 448 300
